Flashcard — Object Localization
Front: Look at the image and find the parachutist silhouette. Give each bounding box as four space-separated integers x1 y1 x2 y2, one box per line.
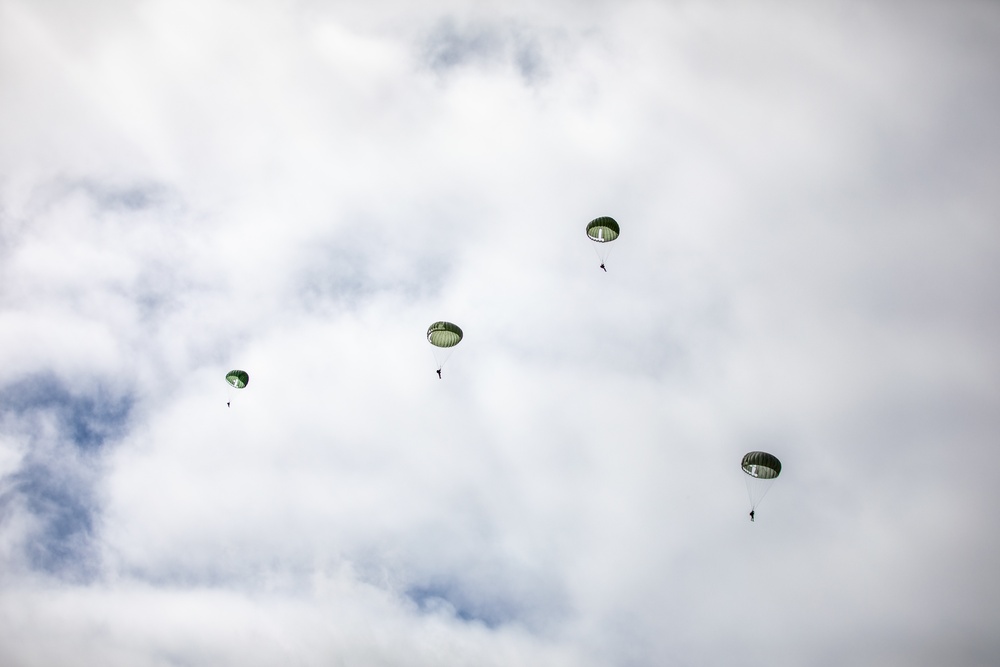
227 401 231 407
600 263 606 272
436 368 442 379
749 510 755 522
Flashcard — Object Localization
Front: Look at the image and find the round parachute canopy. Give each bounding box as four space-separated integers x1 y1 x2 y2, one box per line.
741 451 781 479
742 451 781 512
427 321 463 348
586 216 620 243
225 370 249 389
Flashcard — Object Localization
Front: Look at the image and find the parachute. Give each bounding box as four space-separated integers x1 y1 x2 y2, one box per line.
226 370 249 389
225 369 249 407
742 451 781 515
586 216 620 270
427 321 463 378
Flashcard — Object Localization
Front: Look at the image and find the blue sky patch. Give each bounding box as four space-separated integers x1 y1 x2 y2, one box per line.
0 373 132 578
406 581 522 629
423 18 547 82
6 460 98 578
0 373 133 451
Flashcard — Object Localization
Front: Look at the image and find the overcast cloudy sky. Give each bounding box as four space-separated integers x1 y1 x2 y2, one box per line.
1 0 999 665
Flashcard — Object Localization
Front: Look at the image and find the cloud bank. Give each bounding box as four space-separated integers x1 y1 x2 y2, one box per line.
1 0 999 664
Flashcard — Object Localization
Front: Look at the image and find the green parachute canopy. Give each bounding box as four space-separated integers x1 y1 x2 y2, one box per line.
427 321 463 348
742 451 781 513
225 370 249 389
741 451 781 479
586 216 620 243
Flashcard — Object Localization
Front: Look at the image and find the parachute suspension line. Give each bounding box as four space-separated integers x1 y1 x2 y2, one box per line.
745 474 775 511
592 242 613 269
601 241 616 269
430 347 452 376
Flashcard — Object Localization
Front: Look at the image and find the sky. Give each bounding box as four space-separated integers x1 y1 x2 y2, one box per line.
1 0 999 664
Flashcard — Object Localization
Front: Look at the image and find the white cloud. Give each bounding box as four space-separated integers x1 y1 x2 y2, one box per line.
1 0 999 664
